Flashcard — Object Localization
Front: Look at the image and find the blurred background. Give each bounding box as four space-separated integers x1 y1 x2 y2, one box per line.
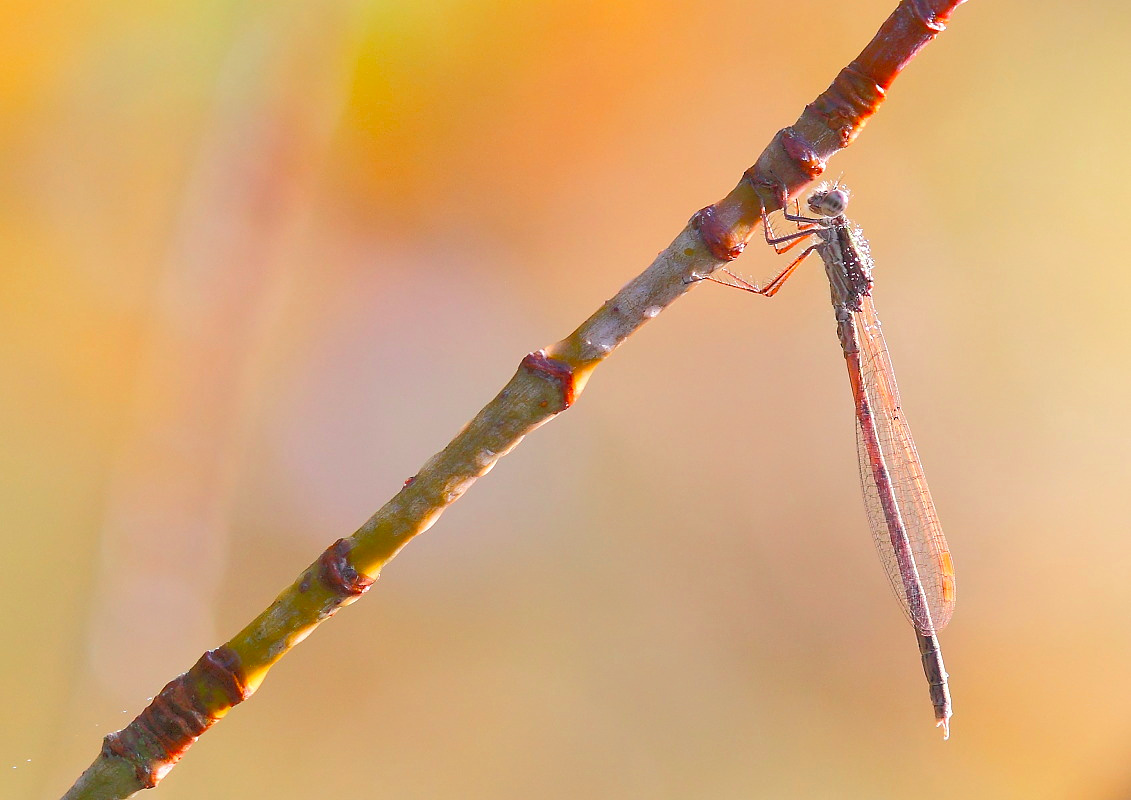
3 1 1128 797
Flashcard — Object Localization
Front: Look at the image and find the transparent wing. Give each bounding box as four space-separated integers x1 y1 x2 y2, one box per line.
851 294 956 634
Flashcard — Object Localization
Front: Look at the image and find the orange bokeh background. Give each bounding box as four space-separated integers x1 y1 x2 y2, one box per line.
4 2 1131 798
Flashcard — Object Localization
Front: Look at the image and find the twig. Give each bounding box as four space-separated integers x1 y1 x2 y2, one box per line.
61 1 967 797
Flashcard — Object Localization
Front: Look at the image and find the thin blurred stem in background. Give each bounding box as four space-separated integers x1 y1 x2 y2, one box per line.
61 1 968 797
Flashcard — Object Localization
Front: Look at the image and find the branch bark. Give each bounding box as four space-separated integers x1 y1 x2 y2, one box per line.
61 1 967 797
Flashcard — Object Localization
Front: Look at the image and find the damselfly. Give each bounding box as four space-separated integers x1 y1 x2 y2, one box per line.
703 184 956 737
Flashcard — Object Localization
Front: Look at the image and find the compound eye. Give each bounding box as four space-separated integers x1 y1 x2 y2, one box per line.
810 188 849 217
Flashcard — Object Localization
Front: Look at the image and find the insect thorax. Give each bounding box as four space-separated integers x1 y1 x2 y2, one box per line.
837 223 874 305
